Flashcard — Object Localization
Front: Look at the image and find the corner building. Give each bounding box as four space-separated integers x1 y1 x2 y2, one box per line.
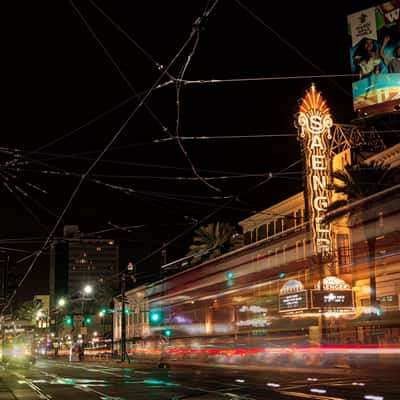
115 86 400 366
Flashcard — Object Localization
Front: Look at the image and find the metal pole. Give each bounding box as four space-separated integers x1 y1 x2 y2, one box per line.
121 273 126 362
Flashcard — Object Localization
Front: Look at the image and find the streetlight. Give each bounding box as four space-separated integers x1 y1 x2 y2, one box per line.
83 285 93 295
58 298 66 307
80 284 94 360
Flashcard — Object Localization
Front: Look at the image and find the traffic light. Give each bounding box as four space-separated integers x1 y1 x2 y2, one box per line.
100 307 107 314
164 329 172 337
149 310 163 325
375 300 383 318
85 316 92 325
65 316 73 326
226 271 234 280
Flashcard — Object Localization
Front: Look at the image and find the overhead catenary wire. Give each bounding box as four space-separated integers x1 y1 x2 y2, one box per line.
0 171 49 233
172 0 224 195
233 0 352 97
73 0 227 197
86 0 175 82
0 6 215 316
133 158 301 268
70 0 175 141
179 73 357 86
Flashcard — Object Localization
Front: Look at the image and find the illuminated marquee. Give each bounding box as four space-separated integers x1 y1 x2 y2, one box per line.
296 84 333 256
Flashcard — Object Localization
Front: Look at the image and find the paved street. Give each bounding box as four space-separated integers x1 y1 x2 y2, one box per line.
0 358 399 400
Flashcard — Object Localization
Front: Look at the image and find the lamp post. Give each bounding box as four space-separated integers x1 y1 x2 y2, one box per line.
80 284 93 359
121 273 126 362
120 263 135 362
55 298 66 338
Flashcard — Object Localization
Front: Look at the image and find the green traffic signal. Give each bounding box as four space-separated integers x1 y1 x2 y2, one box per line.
164 329 172 337
85 316 92 325
65 316 73 325
101 307 107 314
149 310 162 324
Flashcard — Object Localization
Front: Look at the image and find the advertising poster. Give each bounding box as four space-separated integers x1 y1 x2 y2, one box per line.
348 1 400 114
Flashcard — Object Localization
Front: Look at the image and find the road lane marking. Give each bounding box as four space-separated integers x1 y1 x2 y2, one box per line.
278 390 345 400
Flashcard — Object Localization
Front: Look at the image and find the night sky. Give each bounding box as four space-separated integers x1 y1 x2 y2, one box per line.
3 0 382 304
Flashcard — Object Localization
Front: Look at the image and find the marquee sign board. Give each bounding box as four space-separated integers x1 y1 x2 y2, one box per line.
311 290 354 309
279 291 308 312
296 84 333 257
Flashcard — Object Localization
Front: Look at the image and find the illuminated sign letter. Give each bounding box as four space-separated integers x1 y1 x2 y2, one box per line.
310 134 324 150
312 155 326 170
313 175 326 191
296 84 332 257
314 196 328 211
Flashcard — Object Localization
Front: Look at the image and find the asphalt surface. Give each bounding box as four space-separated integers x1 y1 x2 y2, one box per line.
0 358 398 400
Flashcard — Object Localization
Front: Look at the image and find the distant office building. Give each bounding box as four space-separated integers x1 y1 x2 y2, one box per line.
49 225 119 310
33 294 50 328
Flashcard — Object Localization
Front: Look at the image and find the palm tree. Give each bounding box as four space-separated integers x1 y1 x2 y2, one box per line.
15 300 43 325
187 222 242 260
328 160 400 315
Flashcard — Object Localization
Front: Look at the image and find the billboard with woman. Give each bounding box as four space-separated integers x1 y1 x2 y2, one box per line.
348 1 400 115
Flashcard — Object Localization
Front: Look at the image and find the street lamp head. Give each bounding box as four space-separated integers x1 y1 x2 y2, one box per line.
58 298 66 307
83 285 93 295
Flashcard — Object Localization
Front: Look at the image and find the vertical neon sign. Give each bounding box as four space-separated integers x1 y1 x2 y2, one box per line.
296 84 333 257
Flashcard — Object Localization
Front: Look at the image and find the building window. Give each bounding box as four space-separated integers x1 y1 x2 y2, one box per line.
257 224 267 240
267 222 274 238
251 228 257 243
295 209 303 228
285 213 295 230
337 233 351 272
243 231 251 245
275 219 282 234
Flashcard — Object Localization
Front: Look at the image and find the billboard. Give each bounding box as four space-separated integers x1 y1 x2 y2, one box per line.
348 2 400 115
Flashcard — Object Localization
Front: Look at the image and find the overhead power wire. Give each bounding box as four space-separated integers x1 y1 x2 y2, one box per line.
173 0 224 195
71 0 229 198
233 0 352 97
0 6 209 316
21 131 299 163
70 0 175 141
0 247 32 254
86 0 175 81
180 73 357 86
24 78 173 159
0 171 49 232
27 95 135 156
133 158 300 268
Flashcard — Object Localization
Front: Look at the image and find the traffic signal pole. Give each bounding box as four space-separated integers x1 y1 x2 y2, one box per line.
121 273 126 362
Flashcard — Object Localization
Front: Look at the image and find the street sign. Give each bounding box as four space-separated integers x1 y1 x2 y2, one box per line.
80 327 87 335
74 315 84 322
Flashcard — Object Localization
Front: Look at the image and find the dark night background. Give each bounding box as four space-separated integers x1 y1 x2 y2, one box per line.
3 0 383 303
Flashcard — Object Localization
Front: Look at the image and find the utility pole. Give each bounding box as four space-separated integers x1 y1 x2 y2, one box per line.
120 272 126 362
